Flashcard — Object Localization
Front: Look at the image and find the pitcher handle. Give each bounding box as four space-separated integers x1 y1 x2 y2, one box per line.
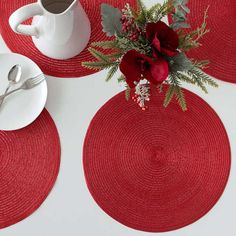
9 3 43 38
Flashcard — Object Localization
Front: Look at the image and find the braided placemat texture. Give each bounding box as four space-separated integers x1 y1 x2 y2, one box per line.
0 0 136 78
83 86 231 232
169 0 236 83
0 109 60 229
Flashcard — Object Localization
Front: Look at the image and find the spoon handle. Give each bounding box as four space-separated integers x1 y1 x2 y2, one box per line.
0 85 11 108
0 86 23 101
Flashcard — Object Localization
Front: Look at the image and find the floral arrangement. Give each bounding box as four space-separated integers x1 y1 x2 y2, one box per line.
82 0 218 111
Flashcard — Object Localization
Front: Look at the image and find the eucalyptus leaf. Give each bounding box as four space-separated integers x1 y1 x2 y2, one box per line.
176 7 187 18
101 4 122 37
173 0 189 7
171 0 190 30
169 53 194 72
171 22 190 30
181 5 190 14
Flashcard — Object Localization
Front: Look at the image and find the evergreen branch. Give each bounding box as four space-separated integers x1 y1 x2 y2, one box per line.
174 85 187 111
82 61 116 70
163 84 176 108
193 60 209 69
163 83 187 111
116 35 152 55
146 3 161 21
125 84 131 101
106 63 119 81
158 84 163 93
178 7 210 51
136 0 148 23
189 68 218 88
186 68 208 93
191 7 210 43
88 48 111 62
148 3 161 16
168 73 181 87
124 3 138 19
165 74 187 111
175 72 196 84
107 52 124 60
154 0 174 22
192 75 208 93
91 40 119 49
118 74 126 83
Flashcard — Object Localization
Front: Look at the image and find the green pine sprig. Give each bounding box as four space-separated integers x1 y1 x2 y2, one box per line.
146 3 162 21
91 40 119 49
154 0 175 22
164 77 187 111
88 48 111 62
125 84 131 101
136 0 148 24
178 7 210 51
106 63 119 81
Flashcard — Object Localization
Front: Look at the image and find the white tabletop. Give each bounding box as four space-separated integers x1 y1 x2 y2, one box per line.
1 1 236 235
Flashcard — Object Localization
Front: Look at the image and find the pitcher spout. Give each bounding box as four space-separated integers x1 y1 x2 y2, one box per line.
64 0 78 12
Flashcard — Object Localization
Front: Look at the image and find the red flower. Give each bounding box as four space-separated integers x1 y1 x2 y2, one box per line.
119 50 169 88
146 21 179 57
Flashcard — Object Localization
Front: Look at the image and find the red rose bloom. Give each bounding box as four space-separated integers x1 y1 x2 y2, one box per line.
146 21 179 57
119 50 169 88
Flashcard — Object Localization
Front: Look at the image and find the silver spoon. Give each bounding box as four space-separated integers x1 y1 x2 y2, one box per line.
0 64 22 108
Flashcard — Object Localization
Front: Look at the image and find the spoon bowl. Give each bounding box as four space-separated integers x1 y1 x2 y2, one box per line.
8 64 22 85
0 64 22 109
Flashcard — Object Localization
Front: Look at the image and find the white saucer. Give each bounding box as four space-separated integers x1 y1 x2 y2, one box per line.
0 53 47 131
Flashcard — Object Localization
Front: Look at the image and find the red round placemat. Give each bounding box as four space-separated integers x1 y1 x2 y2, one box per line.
168 0 236 83
0 0 136 78
83 87 231 232
0 109 60 229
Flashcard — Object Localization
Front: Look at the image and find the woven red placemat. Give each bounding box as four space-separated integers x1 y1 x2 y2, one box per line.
0 0 136 78
83 87 231 232
168 0 236 83
0 109 60 229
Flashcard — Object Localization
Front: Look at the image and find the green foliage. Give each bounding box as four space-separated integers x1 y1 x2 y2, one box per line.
163 85 176 108
164 83 187 111
146 3 161 21
82 61 117 70
193 60 209 69
153 0 175 22
107 52 124 60
106 63 119 81
178 7 210 51
118 74 126 83
129 0 173 24
175 72 195 84
171 0 190 30
88 48 110 62
125 85 131 101
91 40 119 49
164 73 187 111
83 47 119 71
169 53 194 72
174 85 187 111
164 63 218 111
187 68 218 92
136 0 148 24
101 4 122 37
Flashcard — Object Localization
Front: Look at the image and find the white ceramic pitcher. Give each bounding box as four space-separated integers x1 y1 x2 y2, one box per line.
9 0 91 60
